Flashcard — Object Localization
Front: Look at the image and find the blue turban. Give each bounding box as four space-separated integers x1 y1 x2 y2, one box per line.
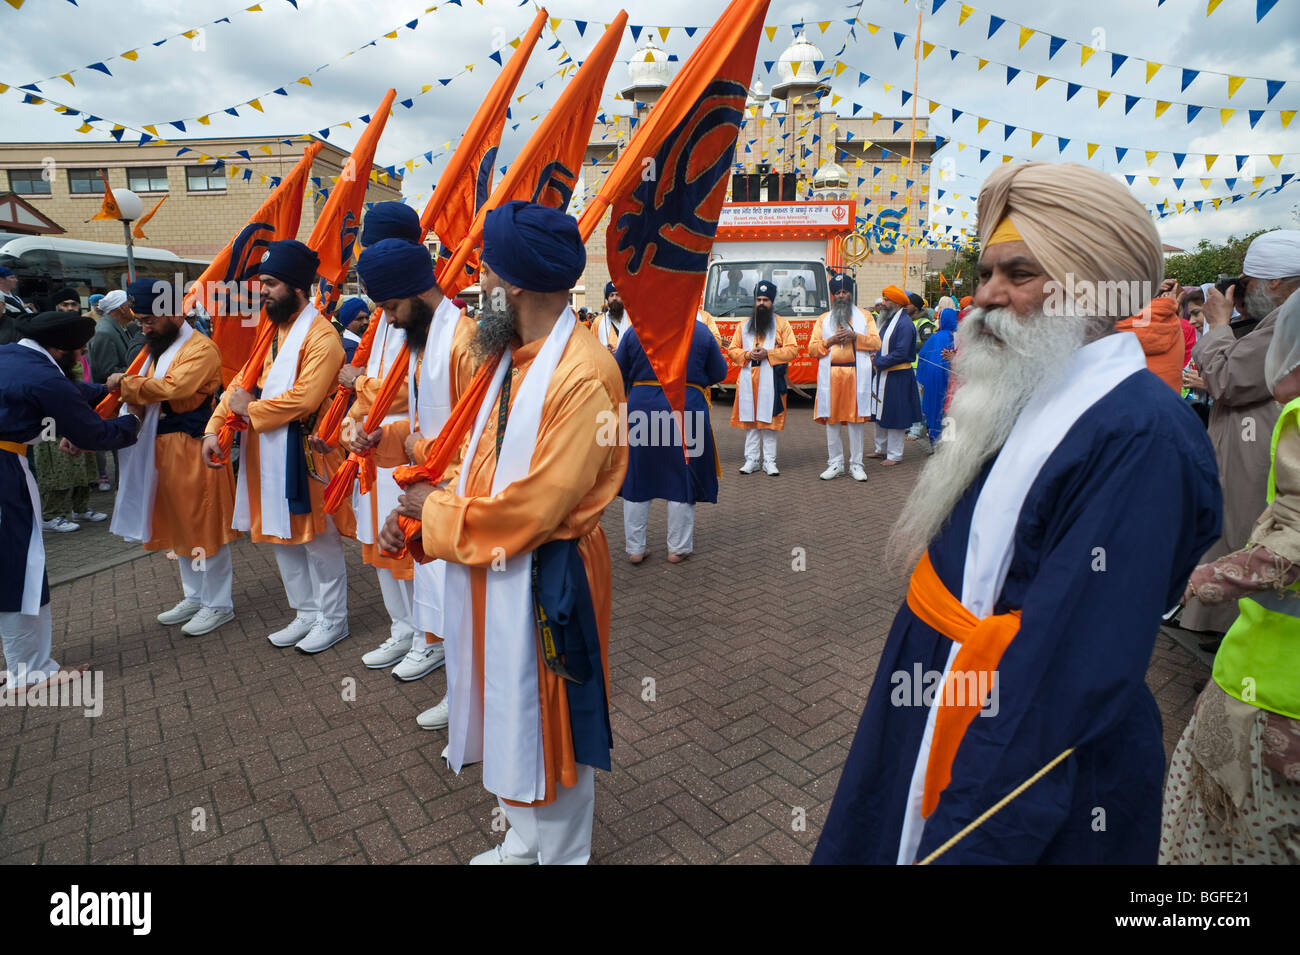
604 281 617 299
337 297 370 327
0 267 13 278
257 239 319 293
127 277 178 316
755 280 777 301
361 201 421 247
482 200 585 293
829 273 855 294
88 293 104 310
355 238 435 302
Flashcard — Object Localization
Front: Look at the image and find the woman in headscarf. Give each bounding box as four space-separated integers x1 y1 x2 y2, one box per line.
914 306 957 450
1162 288 1300 864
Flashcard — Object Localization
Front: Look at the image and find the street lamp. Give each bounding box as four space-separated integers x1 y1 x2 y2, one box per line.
110 188 144 282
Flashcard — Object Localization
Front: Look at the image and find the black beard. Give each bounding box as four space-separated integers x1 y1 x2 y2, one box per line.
56 351 80 378
401 297 434 351
146 322 181 361
265 292 298 324
606 300 625 320
750 304 774 338
831 300 853 328
473 299 518 361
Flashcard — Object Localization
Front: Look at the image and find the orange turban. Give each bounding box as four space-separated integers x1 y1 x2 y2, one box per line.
882 285 910 306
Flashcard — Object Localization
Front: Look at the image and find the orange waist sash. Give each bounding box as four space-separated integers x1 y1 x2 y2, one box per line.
905 551 1021 817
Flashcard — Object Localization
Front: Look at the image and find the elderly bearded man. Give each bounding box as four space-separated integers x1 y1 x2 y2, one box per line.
808 273 880 481
812 162 1222 865
108 281 240 636
379 201 626 864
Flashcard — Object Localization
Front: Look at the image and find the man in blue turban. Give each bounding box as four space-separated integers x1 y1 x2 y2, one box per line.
727 279 799 475
334 297 369 363
594 281 627 353
380 200 628 864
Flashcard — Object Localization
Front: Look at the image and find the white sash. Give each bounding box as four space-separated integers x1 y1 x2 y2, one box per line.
871 309 906 419
13 340 56 616
442 306 577 802
232 304 317 540
596 312 625 348
409 297 460 634
815 308 871 419
110 321 194 543
895 332 1147 864
736 321 776 424
351 316 407 546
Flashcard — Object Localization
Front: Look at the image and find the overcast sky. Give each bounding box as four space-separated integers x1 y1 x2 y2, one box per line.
2 0 1296 250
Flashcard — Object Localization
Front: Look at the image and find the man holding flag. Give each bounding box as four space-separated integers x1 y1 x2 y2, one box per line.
107 280 239 636
202 240 353 653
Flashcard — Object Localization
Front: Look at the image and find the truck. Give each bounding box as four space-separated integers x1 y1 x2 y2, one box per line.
702 199 855 387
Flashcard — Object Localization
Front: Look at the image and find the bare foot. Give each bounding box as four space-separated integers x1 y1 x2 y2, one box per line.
26 664 90 693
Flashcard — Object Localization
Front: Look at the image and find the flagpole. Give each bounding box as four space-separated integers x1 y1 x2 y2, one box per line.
901 0 923 287
122 220 137 283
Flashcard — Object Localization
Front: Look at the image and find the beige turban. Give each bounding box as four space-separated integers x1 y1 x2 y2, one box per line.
977 162 1163 319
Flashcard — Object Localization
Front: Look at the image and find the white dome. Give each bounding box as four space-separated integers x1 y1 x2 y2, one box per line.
627 35 673 90
776 32 825 86
746 78 769 108
812 160 848 187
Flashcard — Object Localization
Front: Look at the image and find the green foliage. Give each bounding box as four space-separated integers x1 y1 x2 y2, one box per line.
1164 230 1277 286
928 239 980 303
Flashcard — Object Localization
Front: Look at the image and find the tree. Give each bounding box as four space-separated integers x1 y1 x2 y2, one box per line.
1164 230 1277 286
933 237 979 303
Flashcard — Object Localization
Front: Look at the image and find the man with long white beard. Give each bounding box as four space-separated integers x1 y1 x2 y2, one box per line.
202 240 355 654
351 237 477 729
812 161 1222 865
594 282 627 354
867 285 923 466
379 201 626 864
808 273 879 481
728 281 799 475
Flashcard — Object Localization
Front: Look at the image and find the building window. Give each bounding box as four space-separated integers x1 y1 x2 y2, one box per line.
7 168 51 196
186 165 226 192
68 168 107 195
126 166 168 193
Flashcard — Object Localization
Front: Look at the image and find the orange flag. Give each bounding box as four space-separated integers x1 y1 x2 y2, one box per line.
183 141 322 387
131 194 167 239
317 12 545 450
590 0 771 421
435 11 628 297
311 88 397 318
90 170 121 220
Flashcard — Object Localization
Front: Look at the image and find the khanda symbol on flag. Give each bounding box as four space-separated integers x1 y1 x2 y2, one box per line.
315 209 359 315
530 159 578 210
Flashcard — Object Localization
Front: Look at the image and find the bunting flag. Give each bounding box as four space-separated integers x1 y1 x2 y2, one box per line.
88 170 120 220
594 0 770 421
131 194 167 239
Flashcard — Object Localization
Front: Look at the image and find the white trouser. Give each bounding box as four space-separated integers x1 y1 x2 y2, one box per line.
177 543 234 612
743 429 778 465
0 604 56 685
271 516 348 626
498 764 595 865
376 567 418 640
874 425 906 461
826 421 865 468
623 499 695 556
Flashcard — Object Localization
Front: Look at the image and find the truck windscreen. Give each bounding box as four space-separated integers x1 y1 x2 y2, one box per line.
705 261 829 317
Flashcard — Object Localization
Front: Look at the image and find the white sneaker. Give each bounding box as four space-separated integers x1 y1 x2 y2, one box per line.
157 598 201 626
361 631 413 669
849 464 869 482
295 618 349 654
182 607 235 637
762 461 780 476
71 509 107 523
820 463 844 480
97 479 112 492
393 638 445 681
42 517 80 533
417 695 450 730
469 844 537 866
738 460 760 474
268 613 317 648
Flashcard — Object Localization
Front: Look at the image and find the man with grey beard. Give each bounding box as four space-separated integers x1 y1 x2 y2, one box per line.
1179 230 1300 637
809 273 879 480
813 161 1222 865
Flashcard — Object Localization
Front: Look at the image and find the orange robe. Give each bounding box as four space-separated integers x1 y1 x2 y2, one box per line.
807 312 881 425
205 312 356 544
118 329 240 556
699 310 725 350
727 316 800 431
419 327 627 806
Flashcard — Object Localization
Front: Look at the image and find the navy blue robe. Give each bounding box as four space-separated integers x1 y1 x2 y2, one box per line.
0 344 139 613
615 322 727 505
872 311 923 430
813 369 1221 864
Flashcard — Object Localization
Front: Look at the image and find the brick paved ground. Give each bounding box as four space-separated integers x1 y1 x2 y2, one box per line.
0 396 1208 864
